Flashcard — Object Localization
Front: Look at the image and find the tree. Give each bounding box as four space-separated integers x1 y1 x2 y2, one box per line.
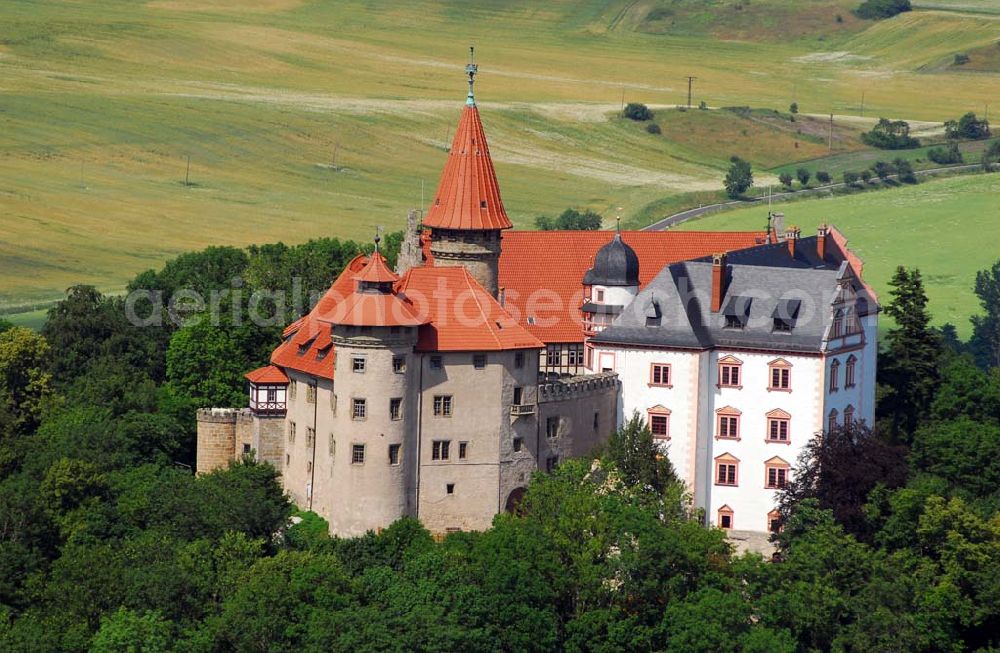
724 156 753 198
90 608 173 653
860 169 873 184
777 424 908 541
646 122 661 134
606 412 678 499
789 102 798 114
816 170 831 183
0 327 53 434
862 117 920 149
877 267 943 442
796 167 810 186
777 172 792 188
623 103 653 121
928 143 963 164
873 160 895 180
970 259 1000 368
165 316 248 409
842 170 860 186
534 208 603 231
854 0 912 20
945 112 990 140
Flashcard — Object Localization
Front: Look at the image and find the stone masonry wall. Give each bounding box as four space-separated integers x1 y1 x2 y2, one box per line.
196 408 238 475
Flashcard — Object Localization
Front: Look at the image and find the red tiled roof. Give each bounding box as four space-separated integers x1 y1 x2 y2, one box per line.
495 230 769 343
423 105 512 231
353 251 399 283
270 254 368 379
396 266 542 352
244 365 289 384
315 290 427 328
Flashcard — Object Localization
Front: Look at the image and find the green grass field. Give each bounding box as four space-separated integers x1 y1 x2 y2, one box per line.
1 0 998 312
675 174 1000 336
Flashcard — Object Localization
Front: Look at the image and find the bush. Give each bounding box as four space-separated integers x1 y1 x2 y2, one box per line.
789 102 798 114
535 208 603 231
723 156 754 198
698 100 707 110
954 53 970 65
873 160 895 180
645 122 661 135
861 169 873 184
893 157 917 183
779 172 793 187
816 170 832 184
983 140 1000 171
854 0 911 20
862 117 920 149
927 143 963 165
623 103 653 121
796 168 810 186
843 171 861 186
945 112 991 140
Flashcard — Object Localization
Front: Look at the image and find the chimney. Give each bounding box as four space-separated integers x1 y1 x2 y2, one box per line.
785 226 800 258
771 212 785 242
711 253 727 313
817 223 828 261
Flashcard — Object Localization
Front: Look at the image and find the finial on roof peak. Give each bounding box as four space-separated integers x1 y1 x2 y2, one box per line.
465 45 478 107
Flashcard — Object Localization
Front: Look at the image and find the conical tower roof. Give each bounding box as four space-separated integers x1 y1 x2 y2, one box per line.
353 250 398 284
424 53 512 231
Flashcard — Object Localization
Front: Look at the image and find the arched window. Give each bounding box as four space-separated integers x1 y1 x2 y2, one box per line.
845 355 857 388
765 456 790 489
715 406 742 440
717 505 734 529
714 453 739 486
765 409 791 443
647 405 671 440
829 359 840 392
828 409 839 433
768 358 792 391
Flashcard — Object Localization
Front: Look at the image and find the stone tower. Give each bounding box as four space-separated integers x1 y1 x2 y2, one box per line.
423 48 511 298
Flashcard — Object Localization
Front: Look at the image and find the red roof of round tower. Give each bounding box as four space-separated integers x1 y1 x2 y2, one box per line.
353 250 399 283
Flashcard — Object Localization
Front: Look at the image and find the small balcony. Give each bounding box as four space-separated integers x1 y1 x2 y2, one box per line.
249 399 287 417
510 403 536 417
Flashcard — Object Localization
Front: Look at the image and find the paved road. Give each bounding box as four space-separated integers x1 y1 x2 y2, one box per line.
642 163 986 231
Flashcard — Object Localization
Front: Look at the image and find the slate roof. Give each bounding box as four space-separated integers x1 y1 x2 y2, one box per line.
583 233 640 286
591 233 877 353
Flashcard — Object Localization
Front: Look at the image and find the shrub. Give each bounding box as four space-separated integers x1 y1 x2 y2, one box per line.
843 171 861 186
623 103 653 121
816 170 832 184
836 13 844 22
861 169 873 184
789 102 798 114
779 172 793 187
954 53 970 66
862 118 920 149
983 140 1000 171
698 100 707 110
927 143 963 165
646 122 662 134
873 160 895 180
535 208 603 231
854 0 911 20
796 168 810 186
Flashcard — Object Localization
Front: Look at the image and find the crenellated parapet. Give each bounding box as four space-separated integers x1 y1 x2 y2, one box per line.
539 372 620 404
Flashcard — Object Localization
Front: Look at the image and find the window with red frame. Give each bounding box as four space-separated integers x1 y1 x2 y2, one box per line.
767 414 790 442
766 463 789 489
830 359 840 391
648 411 669 439
715 456 738 486
718 357 742 387
650 363 671 386
828 409 839 433
845 355 857 388
716 409 741 439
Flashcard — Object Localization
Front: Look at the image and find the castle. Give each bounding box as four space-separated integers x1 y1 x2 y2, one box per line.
197 60 878 539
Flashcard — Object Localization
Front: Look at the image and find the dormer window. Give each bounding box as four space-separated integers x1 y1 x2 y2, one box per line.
772 299 801 333
595 289 605 303
480 200 487 208
722 296 751 330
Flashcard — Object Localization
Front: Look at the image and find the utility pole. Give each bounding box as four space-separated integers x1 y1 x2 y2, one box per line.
332 142 339 169
686 76 696 109
185 155 191 186
860 91 865 118
828 113 834 152
620 86 625 117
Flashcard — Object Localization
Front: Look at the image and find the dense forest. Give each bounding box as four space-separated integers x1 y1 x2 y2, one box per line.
1 236 999 652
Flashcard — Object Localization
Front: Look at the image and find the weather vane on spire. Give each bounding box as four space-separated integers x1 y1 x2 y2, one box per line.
466 45 477 107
